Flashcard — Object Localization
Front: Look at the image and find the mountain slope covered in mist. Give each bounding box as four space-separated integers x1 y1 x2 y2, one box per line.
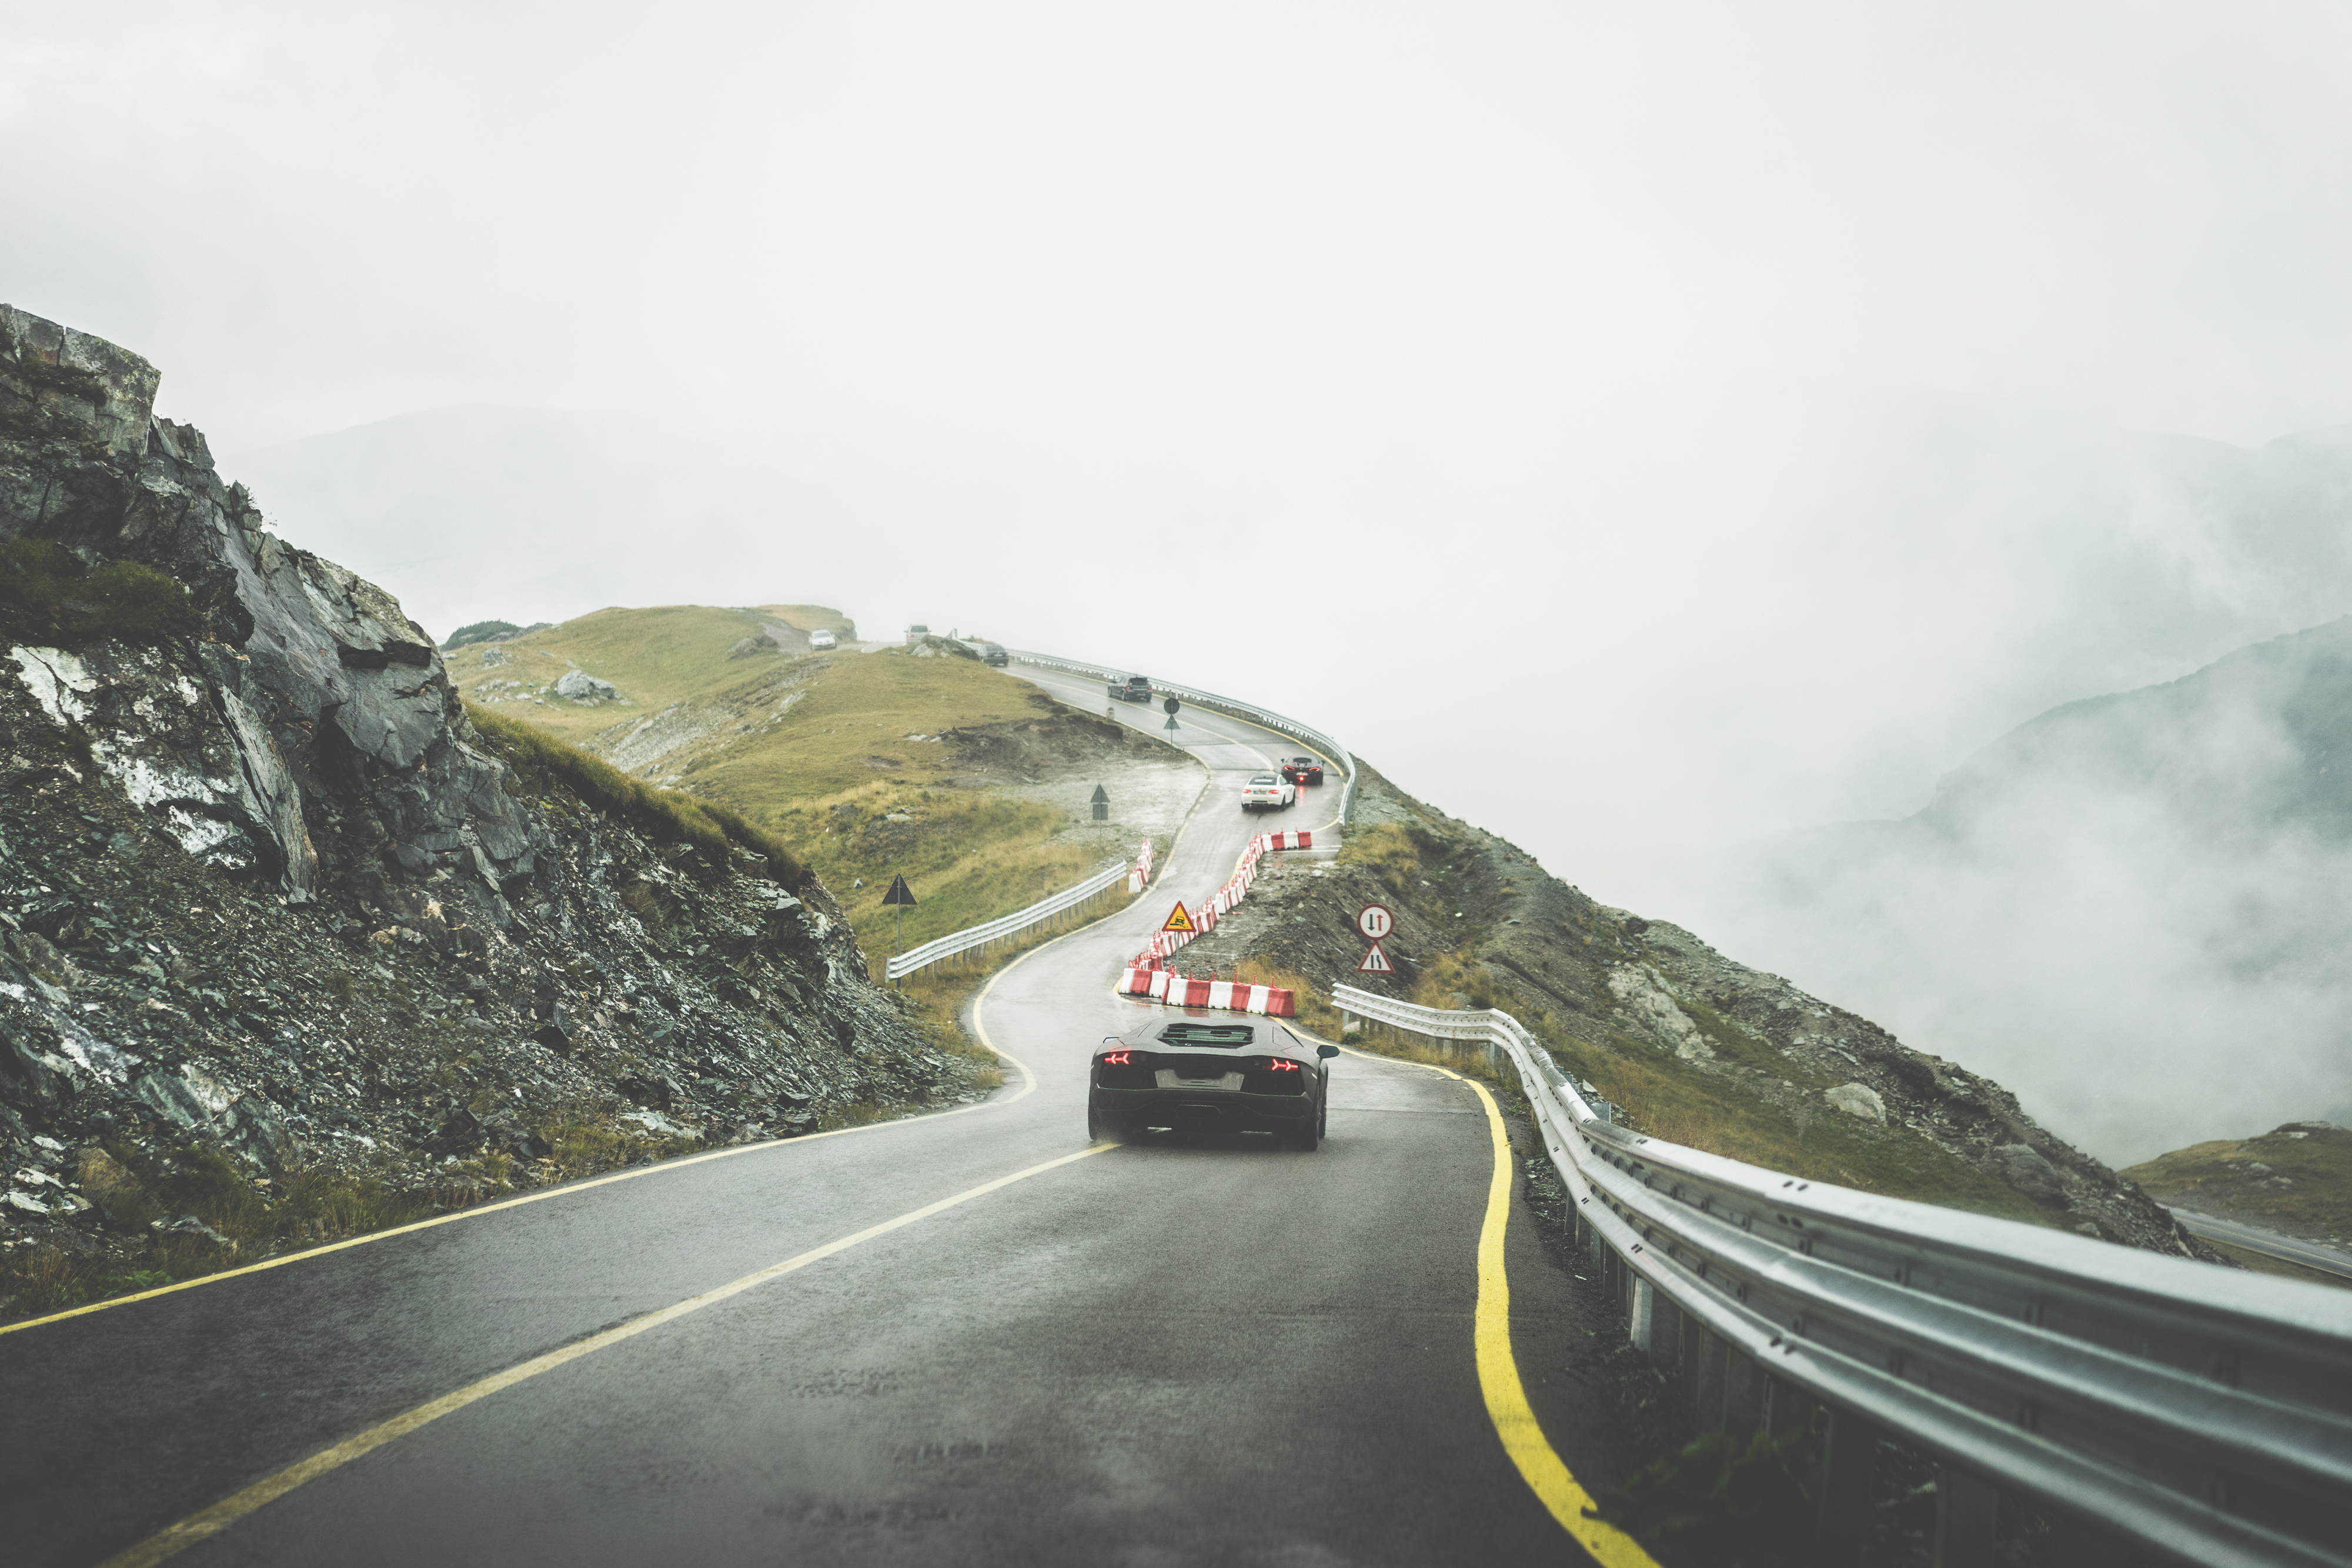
1700 616 2352 1165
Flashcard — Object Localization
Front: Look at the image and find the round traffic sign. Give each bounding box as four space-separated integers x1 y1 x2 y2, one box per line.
1357 903 1395 941
1162 696 1180 715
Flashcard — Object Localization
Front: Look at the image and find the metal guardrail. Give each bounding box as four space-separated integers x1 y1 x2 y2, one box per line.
1332 984 2352 1568
1005 650 1359 824
2170 1209 2352 1284
883 858 1131 981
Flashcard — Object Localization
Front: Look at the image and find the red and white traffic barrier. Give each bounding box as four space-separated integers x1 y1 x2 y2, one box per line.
1118 827 1316 1014
1121 967 1294 1017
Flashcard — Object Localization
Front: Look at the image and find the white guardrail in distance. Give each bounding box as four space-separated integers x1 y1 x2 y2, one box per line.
1005 650 1359 824
1332 984 2352 1568
882 858 1131 981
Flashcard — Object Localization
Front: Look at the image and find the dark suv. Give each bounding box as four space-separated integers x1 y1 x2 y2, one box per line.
976 643 1009 666
1108 674 1152 703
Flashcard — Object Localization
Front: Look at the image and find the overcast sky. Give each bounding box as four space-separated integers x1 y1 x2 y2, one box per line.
12 1 2352 452
8 0 2352 915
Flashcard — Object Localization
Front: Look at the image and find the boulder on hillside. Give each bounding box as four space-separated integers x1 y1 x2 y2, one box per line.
726 634 779 660
443 619 549 650
553 670 618 702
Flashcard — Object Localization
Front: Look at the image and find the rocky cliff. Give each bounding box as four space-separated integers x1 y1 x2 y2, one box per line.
0 307 976 1313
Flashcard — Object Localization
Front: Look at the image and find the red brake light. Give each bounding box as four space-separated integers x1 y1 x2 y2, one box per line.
1264 1058 1301 1072
1103 1050 1132 1065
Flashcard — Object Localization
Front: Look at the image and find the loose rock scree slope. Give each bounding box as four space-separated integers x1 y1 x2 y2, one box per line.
0 305 975 1316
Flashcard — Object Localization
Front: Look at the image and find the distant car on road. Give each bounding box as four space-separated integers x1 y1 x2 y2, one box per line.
904 624 931 645
976 642 1009 666
1090 1018 1338 1149
1108 674 1153 703
1281 755 1324 785
808 629 838 651
1240 773 1297 811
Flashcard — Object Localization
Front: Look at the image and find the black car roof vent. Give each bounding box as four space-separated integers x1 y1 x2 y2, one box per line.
1156 1022 1255 1047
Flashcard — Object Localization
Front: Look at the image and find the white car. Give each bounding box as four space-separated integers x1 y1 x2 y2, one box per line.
809 629 838 650
1240 773 1297 811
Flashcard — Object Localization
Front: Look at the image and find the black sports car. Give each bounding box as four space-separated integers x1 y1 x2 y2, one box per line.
1089 1019 1338 1149
1280 755 1325 785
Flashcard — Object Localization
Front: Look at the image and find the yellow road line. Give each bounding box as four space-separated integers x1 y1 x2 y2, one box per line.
8 957 1062 1342
1462 1075 1661 1567
1332 1039 1659 1566
94 1141 1115 1568
0 1065 1041 1340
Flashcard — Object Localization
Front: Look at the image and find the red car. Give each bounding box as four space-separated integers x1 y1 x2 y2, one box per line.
1281 755 1325 785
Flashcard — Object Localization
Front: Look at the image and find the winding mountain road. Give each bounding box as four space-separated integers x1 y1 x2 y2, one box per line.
1 679 1643 1567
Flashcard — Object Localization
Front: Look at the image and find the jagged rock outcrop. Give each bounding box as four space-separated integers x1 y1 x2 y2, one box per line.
4 305 540 907
0 306 977 1305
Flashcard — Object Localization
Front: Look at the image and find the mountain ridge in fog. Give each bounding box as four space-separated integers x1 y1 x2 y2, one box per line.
1703 615 2352 1165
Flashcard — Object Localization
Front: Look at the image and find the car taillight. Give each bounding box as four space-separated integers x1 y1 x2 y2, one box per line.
1259 1057 1302 1072
1102 1050 1132 1065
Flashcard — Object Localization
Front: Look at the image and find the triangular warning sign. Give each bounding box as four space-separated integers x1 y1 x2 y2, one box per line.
882 874 917 907
1357 941 1395 974
1160 901 1197 934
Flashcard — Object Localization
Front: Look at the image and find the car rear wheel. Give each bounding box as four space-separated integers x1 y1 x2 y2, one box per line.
1089 1103 1130 1144
1292 1105 1319 1152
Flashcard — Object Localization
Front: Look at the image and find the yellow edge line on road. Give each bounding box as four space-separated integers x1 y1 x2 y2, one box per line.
0 1072 1038 1340
1333 1040 1660 1567
93 1141 1115 1568
1464 1074 1661 1567
7 999 1048 1343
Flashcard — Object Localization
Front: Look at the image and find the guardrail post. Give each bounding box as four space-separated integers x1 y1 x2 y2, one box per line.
1628 1277 1654 1353
1933 1466 1998 1568
1722 1348 1764 1434
1693 1329 1728 1432
1763 1375 1812 1440
1647 1295 1682 1370
1812 1408 1877 1567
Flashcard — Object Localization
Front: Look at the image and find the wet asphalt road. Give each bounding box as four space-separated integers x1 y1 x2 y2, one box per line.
1 680 1611 1567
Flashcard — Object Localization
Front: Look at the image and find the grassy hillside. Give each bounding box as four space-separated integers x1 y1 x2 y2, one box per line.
450 606 1187 974
757 603 856 638
1176 764 2201 1251
2123 1122 2352 1247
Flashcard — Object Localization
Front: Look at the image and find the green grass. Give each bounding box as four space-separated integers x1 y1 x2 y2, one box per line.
453 603 1160 979
1365 944 2053 1224
2 1112 726 1324
1520 1014 2059 1227
0 537 196 644
1 1142 449 1321
757 603 856 638
449 604 784 741
2124 1123 2352 1242
465 702 807 884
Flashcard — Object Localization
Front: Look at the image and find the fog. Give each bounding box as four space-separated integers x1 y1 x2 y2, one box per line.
9 1 2352 1160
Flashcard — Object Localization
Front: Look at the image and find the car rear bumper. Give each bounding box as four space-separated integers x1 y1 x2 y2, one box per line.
1092 1086 1313 1131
